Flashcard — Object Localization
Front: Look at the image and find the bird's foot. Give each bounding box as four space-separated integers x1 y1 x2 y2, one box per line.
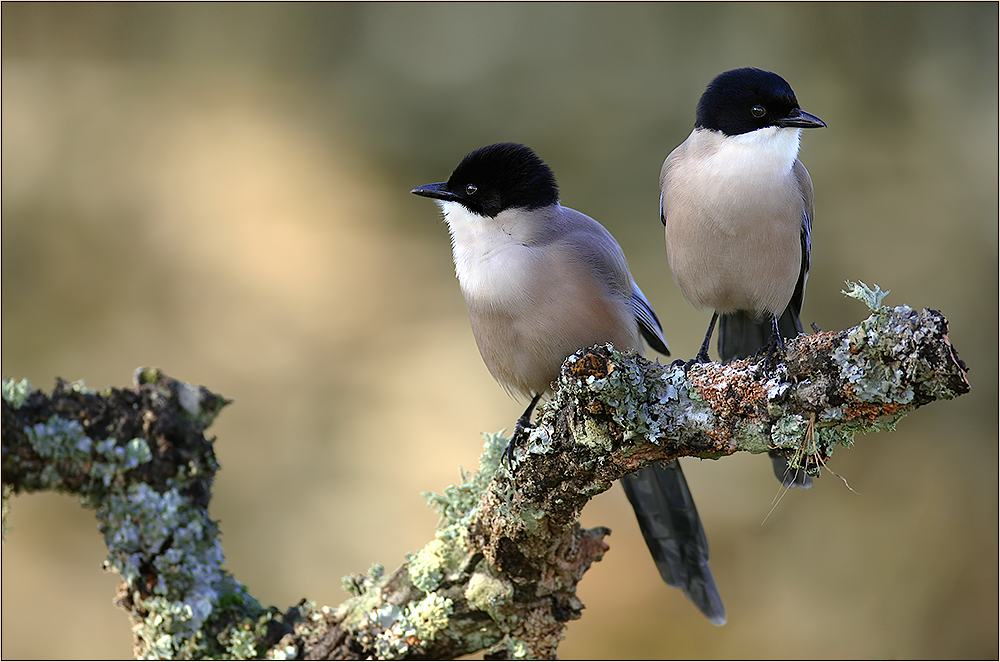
754 334 785 371
671 350 713 374
502 415 534 469
503 393 543 470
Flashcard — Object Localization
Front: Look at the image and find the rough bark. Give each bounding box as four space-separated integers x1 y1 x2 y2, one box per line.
1 295 970 660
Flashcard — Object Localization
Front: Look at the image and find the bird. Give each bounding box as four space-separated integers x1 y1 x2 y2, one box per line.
412 142 726 625
659 67 826 488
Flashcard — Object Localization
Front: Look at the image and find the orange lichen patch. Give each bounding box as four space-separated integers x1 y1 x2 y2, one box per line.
614 445 674 471
792 330 841 353
689 363 769 421
583 399 611 417
703 426 734 446
842 400 907 421
568 351 613 381
785 331 844 370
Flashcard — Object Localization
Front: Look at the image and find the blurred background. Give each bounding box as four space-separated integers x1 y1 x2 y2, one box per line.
2 3 996 659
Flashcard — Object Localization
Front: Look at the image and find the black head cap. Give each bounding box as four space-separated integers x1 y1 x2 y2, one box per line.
411 142 558 218
695 67 826 136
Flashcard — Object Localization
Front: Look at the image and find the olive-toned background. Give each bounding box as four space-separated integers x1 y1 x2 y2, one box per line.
2 3 996 659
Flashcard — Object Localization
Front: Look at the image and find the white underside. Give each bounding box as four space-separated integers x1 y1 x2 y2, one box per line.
662 126 806 316
439 200 536 307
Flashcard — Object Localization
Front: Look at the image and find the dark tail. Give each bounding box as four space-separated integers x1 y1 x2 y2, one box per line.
621 461 727 625
718 307 813 489
717 306 801 363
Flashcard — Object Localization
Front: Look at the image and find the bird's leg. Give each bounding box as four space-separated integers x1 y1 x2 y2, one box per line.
772 314 786 352
671 312 719 371
757 314 786 369
504 392 542 467
514 393 542 435
681 312 719 369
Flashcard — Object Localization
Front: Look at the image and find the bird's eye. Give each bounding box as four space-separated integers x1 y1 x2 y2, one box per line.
751 105 766 118
465 184 478 196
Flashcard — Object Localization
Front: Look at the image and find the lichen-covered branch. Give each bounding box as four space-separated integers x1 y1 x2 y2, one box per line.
0 289 970 660
0 369 303 659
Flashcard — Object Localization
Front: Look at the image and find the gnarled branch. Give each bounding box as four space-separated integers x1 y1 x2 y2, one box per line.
1 297 969 659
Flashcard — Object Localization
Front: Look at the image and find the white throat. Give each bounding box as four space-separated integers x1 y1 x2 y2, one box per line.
437 200 526 305
711 126 802 177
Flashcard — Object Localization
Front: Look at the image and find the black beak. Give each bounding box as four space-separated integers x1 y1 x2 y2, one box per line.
411 182 462 202
776 108 826 129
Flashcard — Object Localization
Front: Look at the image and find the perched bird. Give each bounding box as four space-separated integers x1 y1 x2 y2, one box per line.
659 67 826 487
413 142 725 625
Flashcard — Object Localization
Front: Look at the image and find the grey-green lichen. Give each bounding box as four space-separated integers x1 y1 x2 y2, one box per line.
842 279 890 310
67 379 97 395
406 526 469 593
571 345 664 444
768 413 837 474
338 574 392 636
2 377 32 409
834 320 914 405
17 412 160 497
99 482 221 589
516 504 548 535
552 281 962 476
770 414 810 451
525 425 554 455
3 373 296 660
25 415 92 460
125 567 266 660
339 433 514 657
465 571 515 623
416 435 504 595
666 364 728 438
833 283 918 406
350 597 453 659
200 606 292 661
12 402 260 658
343 563 385 597
560 348 650 443
573 417 614 455
352 590 460 658
563 343 836 470
226 625 259 658
96 478 265 659
423 431 505 527
409 453 493 592
556 348 724 456
369 604 416 659
89 437 154 488
489 635 532 660
407 592 454 642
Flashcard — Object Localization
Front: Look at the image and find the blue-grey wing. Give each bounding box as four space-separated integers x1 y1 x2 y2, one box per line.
631 283 670 356
788 158 813 322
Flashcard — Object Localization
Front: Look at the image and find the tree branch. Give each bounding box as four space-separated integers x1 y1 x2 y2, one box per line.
1 292 970 659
